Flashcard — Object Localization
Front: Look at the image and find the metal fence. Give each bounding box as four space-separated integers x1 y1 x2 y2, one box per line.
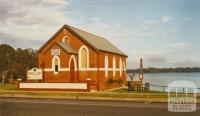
150 84 200 93
128 82 200 93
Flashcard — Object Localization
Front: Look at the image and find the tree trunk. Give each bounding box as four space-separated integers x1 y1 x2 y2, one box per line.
1 73 5 84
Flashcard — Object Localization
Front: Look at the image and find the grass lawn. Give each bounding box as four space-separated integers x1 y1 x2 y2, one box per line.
0 91 169 99
0 84 168 98
0 84 199 100
0 84 17 90
111 88 166 93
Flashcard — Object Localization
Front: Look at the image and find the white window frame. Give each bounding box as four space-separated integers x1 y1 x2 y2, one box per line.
104 55 109 77
119 58 123 77
78 45 89 69
62 36 70 44
69 55 77 71
52 56 60 74
113 57 116 77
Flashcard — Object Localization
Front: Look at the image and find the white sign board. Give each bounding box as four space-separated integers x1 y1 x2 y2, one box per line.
51 49 60 56
27 68 43 80
19 83 87 89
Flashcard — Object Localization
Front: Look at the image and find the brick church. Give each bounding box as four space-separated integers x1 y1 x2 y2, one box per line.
38 25 127 91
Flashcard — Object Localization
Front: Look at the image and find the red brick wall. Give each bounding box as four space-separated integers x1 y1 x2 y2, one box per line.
38 27 127 91
98 52 127 90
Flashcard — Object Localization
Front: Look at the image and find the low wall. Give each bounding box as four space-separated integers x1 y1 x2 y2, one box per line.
18 82 89 92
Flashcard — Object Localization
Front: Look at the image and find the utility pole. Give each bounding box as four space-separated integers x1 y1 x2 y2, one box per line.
139 58 144 81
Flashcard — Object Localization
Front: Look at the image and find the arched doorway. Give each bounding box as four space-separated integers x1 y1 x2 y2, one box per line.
70 58 75 82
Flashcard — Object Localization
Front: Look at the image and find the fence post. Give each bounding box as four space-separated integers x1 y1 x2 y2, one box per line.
17 79 22 89
86 78 92 92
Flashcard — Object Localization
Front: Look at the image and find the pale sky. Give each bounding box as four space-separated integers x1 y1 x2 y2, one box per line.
0 0 199 69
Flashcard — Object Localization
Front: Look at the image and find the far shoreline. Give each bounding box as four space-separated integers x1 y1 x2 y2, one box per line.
127 67 200 74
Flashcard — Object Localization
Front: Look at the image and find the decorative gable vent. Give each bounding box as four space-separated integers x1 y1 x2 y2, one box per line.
62 36 70 44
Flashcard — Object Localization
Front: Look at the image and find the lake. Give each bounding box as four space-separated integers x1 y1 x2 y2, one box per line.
126 72 200 92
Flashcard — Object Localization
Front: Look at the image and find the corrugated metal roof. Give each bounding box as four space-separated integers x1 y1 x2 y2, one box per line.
68 25 126 56
56 41 77 54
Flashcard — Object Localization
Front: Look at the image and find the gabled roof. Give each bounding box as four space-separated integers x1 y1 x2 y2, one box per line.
43 41 77 55
39 25 127 57
56 41 77 54
68 25 126 56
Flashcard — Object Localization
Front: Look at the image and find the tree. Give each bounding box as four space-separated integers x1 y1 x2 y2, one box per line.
0 44 16 74
0 44 38 83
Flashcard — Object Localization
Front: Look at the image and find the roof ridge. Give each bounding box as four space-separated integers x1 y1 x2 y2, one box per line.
56 41 77 54
66 24 107 40
66 24 126 56
39 24 127 57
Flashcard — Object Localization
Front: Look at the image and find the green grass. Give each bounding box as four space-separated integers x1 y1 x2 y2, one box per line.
0 90 169 99
111 88 200 99
0 85 167 98
0 84 199 100
0 84 17 90
111 88 166 93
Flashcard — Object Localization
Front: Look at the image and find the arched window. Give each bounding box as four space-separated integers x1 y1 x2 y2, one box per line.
54 58 58 72
105 55 109 77
119 58 123 77
69 55 77 71
113 57 116 76
81 48 87 68
52 56 60 74
62 36 70 44
78 45 89 69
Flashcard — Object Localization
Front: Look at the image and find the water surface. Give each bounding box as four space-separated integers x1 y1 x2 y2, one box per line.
127 72 200 92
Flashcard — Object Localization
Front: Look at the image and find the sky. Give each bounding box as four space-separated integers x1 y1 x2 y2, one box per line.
0 0 199 69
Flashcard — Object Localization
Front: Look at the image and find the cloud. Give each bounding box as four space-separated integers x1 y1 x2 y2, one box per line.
90 18 101 22
144 20 157 25
174 59 200 67
79 20 138 45
141 32 157 37
184 18 192 21
0 38 43 49
145 56 167 63
0 0 75 48
170 28 179 32
0 30 43 49
142 19 159 30
162 16 172 22
172 42 188 48
0 1 199 69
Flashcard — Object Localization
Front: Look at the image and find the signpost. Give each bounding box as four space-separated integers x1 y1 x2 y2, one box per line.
139 74 143 80
51 49 60 56
27 68 43 80
139 58 144 81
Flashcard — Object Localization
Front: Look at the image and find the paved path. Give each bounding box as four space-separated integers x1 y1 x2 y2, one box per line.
0 98 199 116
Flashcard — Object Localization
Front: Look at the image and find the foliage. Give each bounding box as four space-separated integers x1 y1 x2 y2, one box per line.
0 44 38 83
127 67 200 73
0 84 17 90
